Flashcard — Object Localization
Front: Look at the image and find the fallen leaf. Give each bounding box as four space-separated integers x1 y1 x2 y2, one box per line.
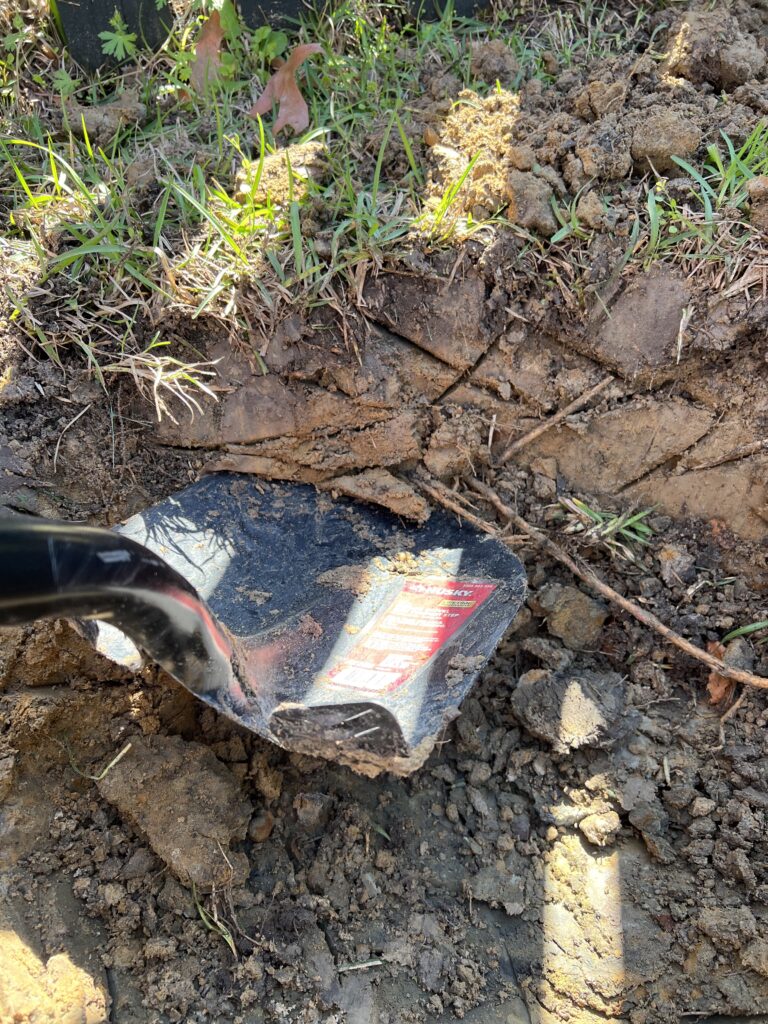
190 11 225 94
706 641 736 705
249 43 322 135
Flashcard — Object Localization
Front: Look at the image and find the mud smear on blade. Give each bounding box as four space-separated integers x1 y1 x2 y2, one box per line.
0 474 525 776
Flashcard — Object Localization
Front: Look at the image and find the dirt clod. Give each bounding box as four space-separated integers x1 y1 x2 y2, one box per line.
248 810 275 843
663 11 766 90
579 809 621 847
510 667 627 754
470 39 519 85
97 734 252 889
536 583 608 650
505 170 557 235
293 791 334 830
319 468 430 523
575 117 632 180
65 88 146 142
630 108 702 173
658 544 696 587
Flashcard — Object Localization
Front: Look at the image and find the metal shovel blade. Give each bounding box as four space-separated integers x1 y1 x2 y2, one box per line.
84 474 526 775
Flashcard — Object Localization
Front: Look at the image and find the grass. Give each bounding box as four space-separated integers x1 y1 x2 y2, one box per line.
639 121 768 283
555 496 655 563
57 738 133 780
3 0 518 417
192 882 238 959
1 0 765 421
502 0 656 81
723 620 768 643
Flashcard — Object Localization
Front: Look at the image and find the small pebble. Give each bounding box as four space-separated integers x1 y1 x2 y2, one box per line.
248 810 275 843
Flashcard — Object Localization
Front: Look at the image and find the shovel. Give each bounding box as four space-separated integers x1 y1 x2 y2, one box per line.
0 474 526 775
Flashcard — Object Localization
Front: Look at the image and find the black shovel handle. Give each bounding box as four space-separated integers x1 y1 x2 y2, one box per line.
0 516 237 695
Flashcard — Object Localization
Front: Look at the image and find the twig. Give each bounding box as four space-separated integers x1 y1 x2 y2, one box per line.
719 688 748 746
58 739 132 781
466 478 768 691
53 403 92 473
497 375 614 464
414 474 525 542
416 471 768 692
337 960 383 974
686 437 768 472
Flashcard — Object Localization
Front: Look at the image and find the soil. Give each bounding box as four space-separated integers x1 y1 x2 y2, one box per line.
3 2 768 1023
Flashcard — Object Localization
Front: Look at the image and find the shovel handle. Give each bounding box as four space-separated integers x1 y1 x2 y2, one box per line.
0 516 237 696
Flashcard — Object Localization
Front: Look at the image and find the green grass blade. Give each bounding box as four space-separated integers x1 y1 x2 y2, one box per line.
722 620 768 642
170 179 248 263
47 242 128 271
670 156 714 221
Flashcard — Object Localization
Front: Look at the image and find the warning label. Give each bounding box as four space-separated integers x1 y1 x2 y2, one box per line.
325 577 497 694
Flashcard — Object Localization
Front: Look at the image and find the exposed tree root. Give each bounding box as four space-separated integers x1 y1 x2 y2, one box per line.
414 470 768 692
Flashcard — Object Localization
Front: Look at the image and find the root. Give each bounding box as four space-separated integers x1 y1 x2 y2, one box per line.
497 375 614 464
415 470 768 692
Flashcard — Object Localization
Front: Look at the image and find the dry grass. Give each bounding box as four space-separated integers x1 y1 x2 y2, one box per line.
1 0 765 422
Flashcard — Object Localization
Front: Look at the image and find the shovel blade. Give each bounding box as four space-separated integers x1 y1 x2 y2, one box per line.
89 474 526 775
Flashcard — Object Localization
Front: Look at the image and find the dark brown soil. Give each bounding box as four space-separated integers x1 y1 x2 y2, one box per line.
2 3 768 1023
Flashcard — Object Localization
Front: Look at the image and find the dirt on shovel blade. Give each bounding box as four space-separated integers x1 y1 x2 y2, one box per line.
83 474 526 776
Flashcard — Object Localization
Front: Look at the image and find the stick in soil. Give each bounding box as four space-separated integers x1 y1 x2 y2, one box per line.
718 688 747 747
687 437 768 472
58 739 133 781
414 471 768 692
497 375 614 464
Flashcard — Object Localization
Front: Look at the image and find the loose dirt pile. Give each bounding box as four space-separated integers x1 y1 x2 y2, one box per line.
2 1 768 1023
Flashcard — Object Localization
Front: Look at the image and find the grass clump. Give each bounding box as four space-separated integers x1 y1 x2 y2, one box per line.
641 121 768 284
555 496 655 563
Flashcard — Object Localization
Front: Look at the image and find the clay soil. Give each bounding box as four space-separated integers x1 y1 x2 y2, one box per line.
3 2 768 1023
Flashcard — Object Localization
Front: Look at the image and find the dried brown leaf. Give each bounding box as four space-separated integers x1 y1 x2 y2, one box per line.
249 43 322 135
706 641 736 705
191 12 225 94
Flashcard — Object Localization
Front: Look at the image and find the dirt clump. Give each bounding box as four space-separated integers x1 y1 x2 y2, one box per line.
629 107 702 172
319 468 430 522
97 734 253 890
748 173 768 230
579 809 621 847
509 666 628 754
364 270 491 371
1 620 127 689
663 10 766 90
575 189 612 231
470 39 519 85
585 268 692 380
575 114 633 180
506 169 557 234
535 583 608 650
65 88 146 142
234 140 328 206
426 88 521 218
423 407 489 480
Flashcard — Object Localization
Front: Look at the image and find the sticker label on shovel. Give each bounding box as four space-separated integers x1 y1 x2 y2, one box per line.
324 578 497 694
